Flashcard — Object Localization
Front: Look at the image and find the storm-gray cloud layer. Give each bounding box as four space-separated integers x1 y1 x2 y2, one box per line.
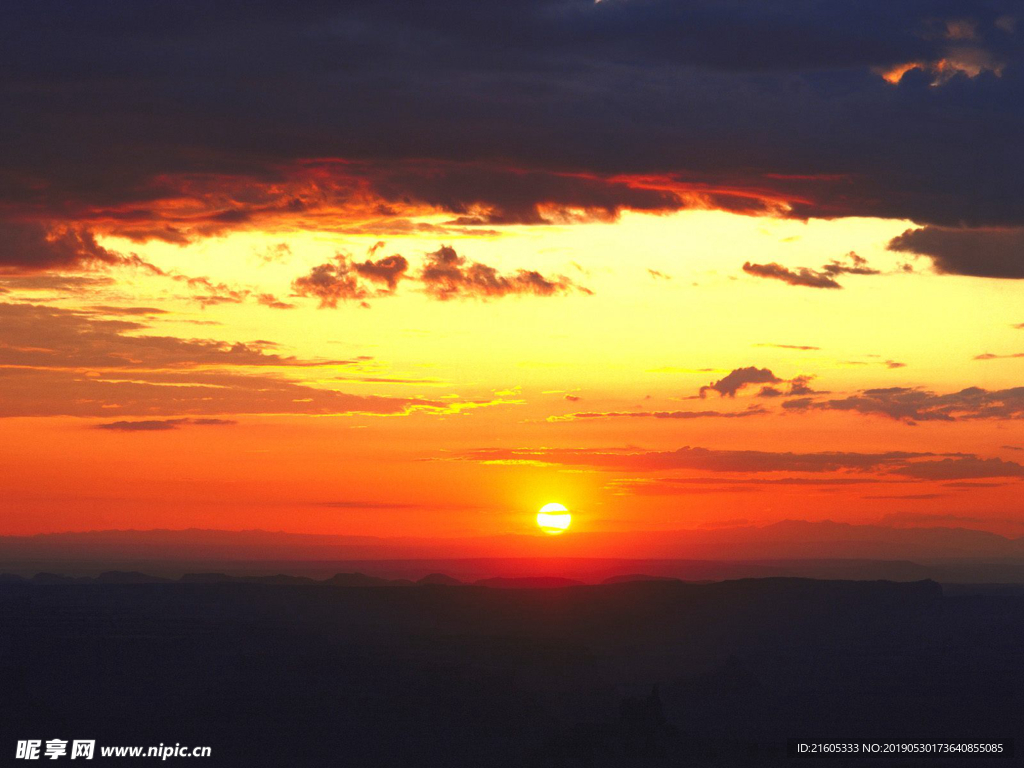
1 1 1023 278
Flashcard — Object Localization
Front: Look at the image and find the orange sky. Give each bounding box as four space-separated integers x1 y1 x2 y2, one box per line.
2 3 1023 545
2 210 1023 539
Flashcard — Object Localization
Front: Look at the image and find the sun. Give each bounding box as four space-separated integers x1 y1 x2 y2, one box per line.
536 503 571 535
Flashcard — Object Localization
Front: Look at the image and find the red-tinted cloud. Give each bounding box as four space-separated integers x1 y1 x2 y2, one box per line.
419 245 584 300
294 245 587 306
0 221 122 274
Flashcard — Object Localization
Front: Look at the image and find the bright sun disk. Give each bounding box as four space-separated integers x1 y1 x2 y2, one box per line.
536 503 571 535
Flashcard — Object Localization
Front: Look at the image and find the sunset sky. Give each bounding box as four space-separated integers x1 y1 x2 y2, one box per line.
2 1 1023 542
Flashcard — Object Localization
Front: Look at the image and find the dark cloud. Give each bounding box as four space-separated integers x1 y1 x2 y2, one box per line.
0 221 121 273
743 262 841 289
352 254 409 291
420 245 585 300
549 407 766 422
783 385 1024 424
373 162 688 226
292 249 410 308
293 256 372 308
294 245 580 306
888 226 1024 279
610 476 904 496
95 418 237 432
759 375 822 398
821 252 880 277
700 366 781 398
2 1 1023 251
456 444 1024 480
743 252 879 289
787 375 822 395
457 445 933 473
894 456 1024 479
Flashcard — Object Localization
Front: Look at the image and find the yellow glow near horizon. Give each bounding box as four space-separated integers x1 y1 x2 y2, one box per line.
537 503 571 535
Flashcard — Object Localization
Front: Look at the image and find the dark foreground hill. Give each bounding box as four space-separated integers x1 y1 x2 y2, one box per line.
0 579 1021 766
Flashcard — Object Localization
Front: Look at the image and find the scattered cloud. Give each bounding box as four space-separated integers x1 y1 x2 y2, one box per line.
95 418 237 432
0 302 445 418
0 366 440 419
292 242 410 305
454 444 1024 481
293 245 586 306
455 445 933 473
743 252 879 289
549 407 766 422
742 261 840 289
894 456 1024 480
974 351 1024 360
758 374 822 398
420 245 586 301
293 255 373 307
255 293 295 310
877 46 1004 86
0 302 356 370
608 476 905 496
700 366 781 398
352 253 409 291
256 243 292 263
754 343 820 351
783 385 1024 424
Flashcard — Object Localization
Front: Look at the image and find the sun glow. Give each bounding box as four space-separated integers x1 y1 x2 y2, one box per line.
536 503 571 535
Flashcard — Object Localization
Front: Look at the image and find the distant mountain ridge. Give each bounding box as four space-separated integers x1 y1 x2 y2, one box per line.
4 522 1024 584
0 520 1021 563
0 570 591 588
